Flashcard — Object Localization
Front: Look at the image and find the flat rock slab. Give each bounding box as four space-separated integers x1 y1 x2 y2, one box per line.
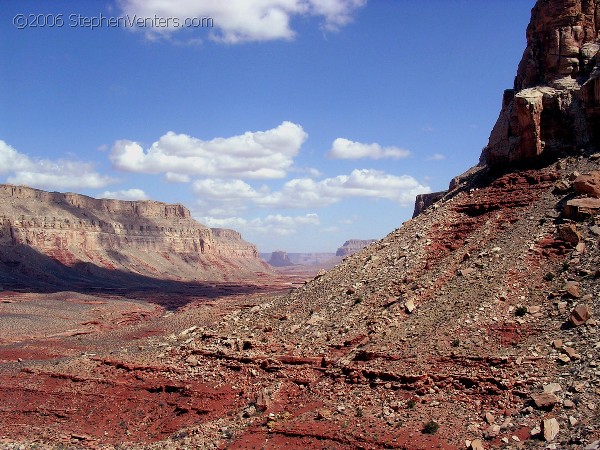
564 197 600 220
531 392 559 409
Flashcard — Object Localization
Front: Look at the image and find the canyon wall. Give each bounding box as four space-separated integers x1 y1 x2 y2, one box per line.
414 0 600 218
0 184 269 287
481 0 600 166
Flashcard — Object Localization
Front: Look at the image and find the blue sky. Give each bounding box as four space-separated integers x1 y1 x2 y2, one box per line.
0 1 533 253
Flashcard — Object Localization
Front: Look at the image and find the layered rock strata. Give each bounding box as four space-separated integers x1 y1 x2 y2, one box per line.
481 0 600 166
0 184 268 287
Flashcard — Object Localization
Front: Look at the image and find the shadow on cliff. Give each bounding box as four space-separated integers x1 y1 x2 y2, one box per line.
0 245 276 311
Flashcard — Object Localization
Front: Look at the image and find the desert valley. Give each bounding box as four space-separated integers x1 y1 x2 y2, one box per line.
1 0 600 449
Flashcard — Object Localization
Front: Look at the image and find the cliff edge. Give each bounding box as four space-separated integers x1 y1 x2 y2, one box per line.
482 0 600 166
0 184 269 288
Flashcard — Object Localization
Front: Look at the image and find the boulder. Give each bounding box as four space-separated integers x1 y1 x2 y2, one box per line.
565 281 582 298
469 439 485 450
564 197 600 220
557 224 582 245
569 304 591 326
543 383 562 394
484 424 501 439
255 388 271 412
543 418 560 442
574 172 600 197
531 392 559 409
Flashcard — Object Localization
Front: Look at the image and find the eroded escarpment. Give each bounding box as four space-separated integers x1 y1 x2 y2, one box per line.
482 0 600 166
0 184 270 288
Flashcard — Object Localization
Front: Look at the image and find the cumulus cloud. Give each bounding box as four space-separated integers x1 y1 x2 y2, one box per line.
191 169 429 209
99 188 149 200
199 213 320 236
110 121 307 180
164 172 191 183
193 178 262 200
328 138 411 160
119 0 366 43
0 140 115 190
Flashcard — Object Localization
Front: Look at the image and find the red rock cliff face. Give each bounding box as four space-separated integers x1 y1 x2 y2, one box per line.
482 0 600 166
0 184 269 285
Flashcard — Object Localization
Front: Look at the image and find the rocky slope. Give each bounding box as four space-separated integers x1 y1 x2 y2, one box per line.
0 184 270 288
136 0 600 447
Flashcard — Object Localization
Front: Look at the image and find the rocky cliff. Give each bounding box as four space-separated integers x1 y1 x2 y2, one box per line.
412 0 600 219
0 184 269 288
481 0 600 166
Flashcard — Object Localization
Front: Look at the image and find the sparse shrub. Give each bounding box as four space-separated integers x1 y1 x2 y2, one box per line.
515 306 528 317
354 297 363 305
407 399 416 409
451 339 460 347
356 407 364 417
422 420 439 434
562 261 570 271
544 272 555 281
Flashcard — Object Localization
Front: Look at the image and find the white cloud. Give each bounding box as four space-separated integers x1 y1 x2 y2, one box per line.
110 121 307 180
99 188 149 200
328 138 411 160
258 169 429 208
119 0 366 43
190 169 429 209
164 172 191 183
193 178 261 200
427 153 446 161
199 213 320 236
0 140 115 190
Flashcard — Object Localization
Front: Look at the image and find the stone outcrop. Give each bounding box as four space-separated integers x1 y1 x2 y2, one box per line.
335 239 376 257
564 196 600 219
481 0 600 167
268 251 295 267
413 191 447 217
0 184 269 287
